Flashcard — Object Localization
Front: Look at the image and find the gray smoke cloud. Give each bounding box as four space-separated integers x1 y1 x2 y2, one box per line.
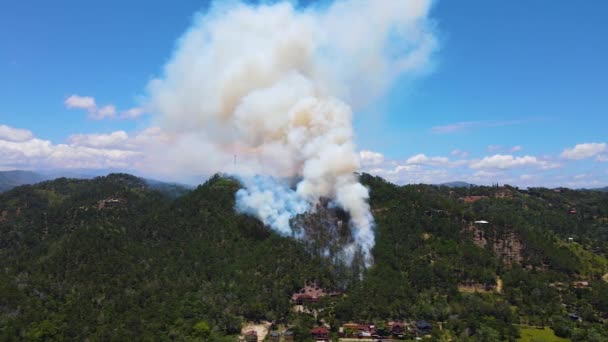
146 0 437 265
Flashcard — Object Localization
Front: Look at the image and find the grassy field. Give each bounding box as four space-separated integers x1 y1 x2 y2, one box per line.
517 326 570 342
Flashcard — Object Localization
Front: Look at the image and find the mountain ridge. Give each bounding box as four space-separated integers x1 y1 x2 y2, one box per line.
1 173 608 340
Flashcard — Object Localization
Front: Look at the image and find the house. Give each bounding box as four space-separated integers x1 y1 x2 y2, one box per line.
568 313 582 322
416 320 432 335
267 331 280 342
568 209 577 214
388 321 405 337
244 330 258 342
283 330 294 341
339 323 376 338
292 293 314 305
291 281 341 304
573 281 590 289
311 327 329 341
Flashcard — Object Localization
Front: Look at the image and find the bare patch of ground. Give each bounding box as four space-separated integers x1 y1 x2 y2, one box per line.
240 321 271 342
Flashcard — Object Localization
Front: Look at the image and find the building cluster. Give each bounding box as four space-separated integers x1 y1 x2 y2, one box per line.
241 329 293 342
308 321 433 341
291 282 342 305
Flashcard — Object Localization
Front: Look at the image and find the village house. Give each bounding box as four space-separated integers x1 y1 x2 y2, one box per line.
573 281 590 289
291 281 341 305
416 320 432 335
310 326 329 341
283 330 294 341
387 321 406 337
267 331 280 342
339 323 376 338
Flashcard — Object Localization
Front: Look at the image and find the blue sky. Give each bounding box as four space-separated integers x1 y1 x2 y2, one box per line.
1 0 607 188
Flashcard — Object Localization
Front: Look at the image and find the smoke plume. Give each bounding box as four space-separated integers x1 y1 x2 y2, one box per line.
147 0 436 265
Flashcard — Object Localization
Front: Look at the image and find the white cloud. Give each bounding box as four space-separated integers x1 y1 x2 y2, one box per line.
472 170 503 179
450 149 469 158
0 125 34 142
487 145 502 152
68 131 130 149
359 150 384 166
510 145 522 152
561 142 607 160
487 145 522 153
0 125 140 170
121 107 145 119
94 105 116 120
470 154 558 170
406 153 449 166
65 95 143 120
65 95 96 112
597 154 608 162
431 120 525 134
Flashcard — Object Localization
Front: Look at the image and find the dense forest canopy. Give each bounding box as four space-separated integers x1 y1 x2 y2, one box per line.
1 173 607 341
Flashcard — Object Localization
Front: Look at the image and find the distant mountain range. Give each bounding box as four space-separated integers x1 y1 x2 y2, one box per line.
593 186 608 192
0 170 49 192
0 170 193 196
439 181 477 188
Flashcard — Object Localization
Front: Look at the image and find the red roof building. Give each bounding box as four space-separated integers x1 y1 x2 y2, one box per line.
311 327 329 341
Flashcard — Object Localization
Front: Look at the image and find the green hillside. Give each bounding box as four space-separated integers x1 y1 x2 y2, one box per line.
1 173 608 341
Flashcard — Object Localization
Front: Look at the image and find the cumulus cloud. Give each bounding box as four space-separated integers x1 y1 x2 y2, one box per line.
359 150 385 166
510 145 522 152
65 95 96 112
0 125 34 142
451 149 469 158
94 105 117 120
406 153 449 165
470 154 559 170
0 125 139 170
65 95 144 120
121 107 145 119
560 142 606 160
68 131 130 149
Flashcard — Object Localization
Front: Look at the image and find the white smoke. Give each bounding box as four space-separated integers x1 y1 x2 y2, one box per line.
146 0 437 265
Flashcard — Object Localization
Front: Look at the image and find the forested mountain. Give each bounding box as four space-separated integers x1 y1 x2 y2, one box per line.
0 171 48 192
439 181 476 188
1 174 608 341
